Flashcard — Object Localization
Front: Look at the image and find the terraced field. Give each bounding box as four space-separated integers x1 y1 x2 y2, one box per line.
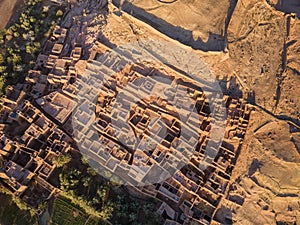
50 196 106 225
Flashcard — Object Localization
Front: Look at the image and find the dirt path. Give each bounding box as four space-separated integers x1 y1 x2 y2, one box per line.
0 0 24 29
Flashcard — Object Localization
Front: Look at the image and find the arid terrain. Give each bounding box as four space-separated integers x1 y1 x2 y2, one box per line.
112 0 231 51
101 0 300 223
222 0 300 223
0 0 300 224
0 0 23 29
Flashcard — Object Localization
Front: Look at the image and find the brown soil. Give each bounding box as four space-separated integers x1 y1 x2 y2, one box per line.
1 0 299 224
0 0 24 29
112 0 231 51
224 0 300 223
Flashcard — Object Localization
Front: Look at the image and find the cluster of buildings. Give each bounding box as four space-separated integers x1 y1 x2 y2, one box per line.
0 94 72 208
67 39 252 224
0 1 252 224
0 0 105 209
143 96 251 225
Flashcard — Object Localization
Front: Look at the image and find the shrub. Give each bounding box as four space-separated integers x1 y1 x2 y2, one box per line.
56 10 64 17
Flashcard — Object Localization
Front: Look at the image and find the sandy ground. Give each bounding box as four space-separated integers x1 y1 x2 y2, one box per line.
228 108 300 224
112 0 230 51
0 0 23 29
0 0 298 223
126 0 229 40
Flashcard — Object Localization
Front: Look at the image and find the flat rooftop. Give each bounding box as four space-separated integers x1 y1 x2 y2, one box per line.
38 92 76 124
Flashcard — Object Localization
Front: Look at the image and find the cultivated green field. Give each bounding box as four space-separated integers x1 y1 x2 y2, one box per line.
49 196 107 225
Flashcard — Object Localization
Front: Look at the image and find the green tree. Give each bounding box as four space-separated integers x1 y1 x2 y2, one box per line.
26 42 40 55
81 156 89 164
29 16 36 23
128 212 137 223
53 154 71 167
13 32 20 38
37 201 47 212
87 167 97 176
29 60 35 67
56 10 63 17
99 201 114 220
0 66 5 73
21 20 31 31
82 177 90 187
0 30 5 44
0 54 4 64
0 76 6 95
97 187 107 201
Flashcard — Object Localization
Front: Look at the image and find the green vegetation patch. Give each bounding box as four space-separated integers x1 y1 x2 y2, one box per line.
0 0 64 95
0 191 38 225
49 195 107 225
59 168 114 220
58 163 164 225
